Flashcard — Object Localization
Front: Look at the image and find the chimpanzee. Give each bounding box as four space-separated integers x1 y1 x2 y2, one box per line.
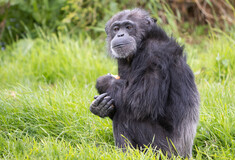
90 8 199 158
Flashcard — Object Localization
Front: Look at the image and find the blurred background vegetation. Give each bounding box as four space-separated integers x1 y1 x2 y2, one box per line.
0 0 234 46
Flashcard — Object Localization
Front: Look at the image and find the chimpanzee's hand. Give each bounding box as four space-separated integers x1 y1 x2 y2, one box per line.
90 93 115 118
96 74 116 94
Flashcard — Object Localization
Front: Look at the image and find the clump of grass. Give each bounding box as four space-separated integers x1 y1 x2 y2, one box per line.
0 33 116 85
187 28 235 83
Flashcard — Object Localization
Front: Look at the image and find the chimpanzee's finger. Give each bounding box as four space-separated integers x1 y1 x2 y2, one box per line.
99 99 113 118
94 95 99 99
90 105 98 115
106 104 115 115
92 93 108 106
98 96 112 108
90 101 99 115
102 99 114 110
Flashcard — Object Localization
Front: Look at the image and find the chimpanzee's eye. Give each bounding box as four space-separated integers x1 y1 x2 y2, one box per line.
126 25 132 30
113 26 119 32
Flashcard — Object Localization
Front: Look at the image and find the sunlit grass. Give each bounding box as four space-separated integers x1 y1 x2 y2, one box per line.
0 29 234 159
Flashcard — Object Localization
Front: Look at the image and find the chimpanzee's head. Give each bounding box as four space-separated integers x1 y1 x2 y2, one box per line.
105 8 156 59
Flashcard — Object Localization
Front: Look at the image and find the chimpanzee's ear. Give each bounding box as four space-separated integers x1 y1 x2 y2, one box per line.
105 25 109 34
105 20 111 34
146 17 157 25
152 18 157 23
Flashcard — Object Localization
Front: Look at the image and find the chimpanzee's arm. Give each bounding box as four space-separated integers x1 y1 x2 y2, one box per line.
90 74 126 119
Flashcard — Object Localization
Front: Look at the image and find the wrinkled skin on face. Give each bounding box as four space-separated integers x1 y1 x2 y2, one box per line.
105 9 156 59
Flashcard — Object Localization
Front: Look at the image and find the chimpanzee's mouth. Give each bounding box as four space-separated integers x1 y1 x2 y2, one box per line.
113 43 130 48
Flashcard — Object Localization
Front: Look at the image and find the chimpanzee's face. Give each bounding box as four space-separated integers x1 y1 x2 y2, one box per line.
109 20 137 58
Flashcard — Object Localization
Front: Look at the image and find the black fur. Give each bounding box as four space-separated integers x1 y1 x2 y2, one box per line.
90 8 199 158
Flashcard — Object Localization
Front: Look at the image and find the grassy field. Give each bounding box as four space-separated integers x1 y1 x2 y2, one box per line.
0 27 234 159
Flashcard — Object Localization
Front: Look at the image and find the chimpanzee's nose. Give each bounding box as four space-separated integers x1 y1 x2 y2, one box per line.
117 33 124 37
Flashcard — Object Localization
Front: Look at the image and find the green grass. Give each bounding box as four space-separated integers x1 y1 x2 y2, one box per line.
0 29 234 159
